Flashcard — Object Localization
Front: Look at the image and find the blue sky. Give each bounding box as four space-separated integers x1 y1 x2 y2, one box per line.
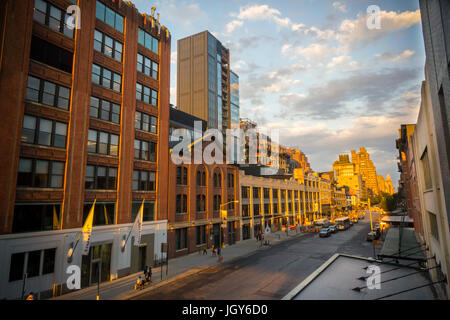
133 0 426 189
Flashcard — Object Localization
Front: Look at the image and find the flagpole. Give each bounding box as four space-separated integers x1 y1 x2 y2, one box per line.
68 199 96 262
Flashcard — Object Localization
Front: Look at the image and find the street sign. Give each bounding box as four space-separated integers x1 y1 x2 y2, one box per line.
221 210 227 220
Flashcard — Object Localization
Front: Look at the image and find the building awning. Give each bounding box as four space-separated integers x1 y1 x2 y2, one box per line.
379 228 426 262
381 216 414 224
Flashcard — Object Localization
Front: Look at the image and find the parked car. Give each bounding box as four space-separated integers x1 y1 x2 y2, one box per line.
336 224 346 231
328 225 337 233
319 228 331 238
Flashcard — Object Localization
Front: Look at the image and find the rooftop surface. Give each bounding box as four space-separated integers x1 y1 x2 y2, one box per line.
283 254 435 300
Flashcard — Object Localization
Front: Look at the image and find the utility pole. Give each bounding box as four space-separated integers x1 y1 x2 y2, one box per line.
368 198 376 258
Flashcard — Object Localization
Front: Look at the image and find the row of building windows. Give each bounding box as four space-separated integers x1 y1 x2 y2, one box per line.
176 193 236 215
137 53 158 80
34 0 74 38
132 170 156 191
135 111 157 134
138 28 159 55
88 129 119 156
90 96 121 124
136 83 158 106
92 64 122 92
11 201 155 235
22 115 67 149
30 36 73 73
85 165 117 190
94 29 123 62
17 158 64 189
242 187 306 200
96 0 124 33
26 76 71 111
134 139 157 162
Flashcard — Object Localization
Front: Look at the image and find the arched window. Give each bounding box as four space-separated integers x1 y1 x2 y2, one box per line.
213 171 222 188
176 166 188 185
197 166 206 187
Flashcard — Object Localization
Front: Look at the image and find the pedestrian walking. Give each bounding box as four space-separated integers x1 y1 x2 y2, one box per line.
202 245 207 255
147 266 152 282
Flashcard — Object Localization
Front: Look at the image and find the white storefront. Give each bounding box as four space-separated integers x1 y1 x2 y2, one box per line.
0 220 167 300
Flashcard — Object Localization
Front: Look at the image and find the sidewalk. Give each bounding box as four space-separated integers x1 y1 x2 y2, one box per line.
51 229 308 300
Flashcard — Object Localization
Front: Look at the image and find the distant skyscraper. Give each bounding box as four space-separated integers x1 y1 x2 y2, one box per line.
351 148 379 196
177 31 239 132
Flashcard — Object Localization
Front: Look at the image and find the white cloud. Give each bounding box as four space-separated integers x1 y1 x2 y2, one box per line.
326 55 351 68
376 50 415 62
170 87 176 105
293 43 340 61
224 20 244 35
333 1 347 13
171 51 177 65
232 4 291 27
336 10 421 49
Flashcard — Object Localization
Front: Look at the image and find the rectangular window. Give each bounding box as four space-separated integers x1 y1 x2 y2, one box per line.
196 225 206 246
33 0 74 38
12 204 61 233
95 1 123 33
134 139 157 162
8 248 56 282
176 194 187 214
137 53 158 80
241 186 249 199
30 36 73 73
176 228 187 250
92 64 121 92
428 211 439 241
85 165 117 190
94 29 123 62
21 114 67 148
132 170 156 191
136 82 158 106
135 111 157 134
420 149 433 190
25 76 71 110
17 158 64 188
138 28 159 54
253 187 260 199
90 96 121 124
87 129 119 156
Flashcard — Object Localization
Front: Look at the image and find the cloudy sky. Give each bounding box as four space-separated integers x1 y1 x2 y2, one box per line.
133 0 426 189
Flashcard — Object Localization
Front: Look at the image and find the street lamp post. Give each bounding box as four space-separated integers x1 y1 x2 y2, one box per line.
219 200 239 262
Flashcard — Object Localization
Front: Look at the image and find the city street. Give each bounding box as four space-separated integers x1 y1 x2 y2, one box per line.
132 215 381 300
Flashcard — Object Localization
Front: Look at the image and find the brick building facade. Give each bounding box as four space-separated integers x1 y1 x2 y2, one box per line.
0 0 170 299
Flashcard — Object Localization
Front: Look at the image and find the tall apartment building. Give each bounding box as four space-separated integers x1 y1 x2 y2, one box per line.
0 0 171 299
177 31 239 132
332 154 366 201
351 147 379 196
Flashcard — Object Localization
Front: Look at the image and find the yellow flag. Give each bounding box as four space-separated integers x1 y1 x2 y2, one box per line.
81 199 96 256
53 205 59 230
104 205 109 225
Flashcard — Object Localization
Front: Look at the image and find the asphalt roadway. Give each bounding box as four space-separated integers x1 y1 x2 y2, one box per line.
132 216 381 300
